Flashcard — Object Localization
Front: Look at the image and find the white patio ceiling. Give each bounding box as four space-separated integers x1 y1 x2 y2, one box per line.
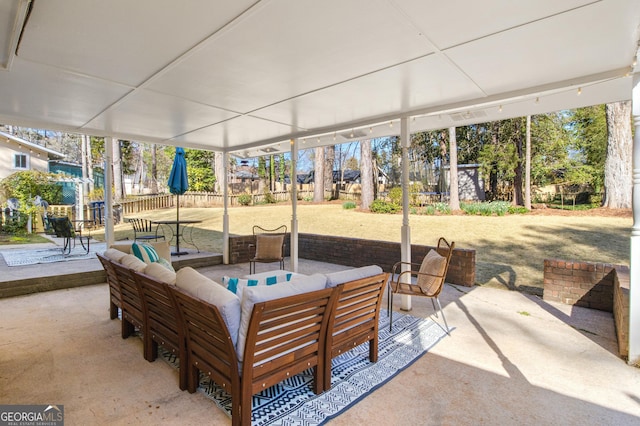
1 0 639 157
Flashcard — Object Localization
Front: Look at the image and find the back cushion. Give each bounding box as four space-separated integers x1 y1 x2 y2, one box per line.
103 248 127 263
235 273 327 361
325 265 383 288
417 250 447 294
255 234 284 259
176 267 241 346
120 254 147 272
145 262 177 285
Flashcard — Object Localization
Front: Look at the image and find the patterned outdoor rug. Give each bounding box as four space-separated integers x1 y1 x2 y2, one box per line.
160 309 450 425
0 243 106 266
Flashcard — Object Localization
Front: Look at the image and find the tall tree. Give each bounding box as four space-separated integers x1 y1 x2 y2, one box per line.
150 144 158 193
360 139 374 210
603 101 632 208
257 156 267 195
324 145 336 199
112 140 124 201
214 151 224 193
314 147 324 202
525 116 531 210
448 127 460 211
512 118 524 206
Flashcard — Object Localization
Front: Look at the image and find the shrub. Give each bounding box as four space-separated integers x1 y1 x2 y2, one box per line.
508 205 529 214
342 201 356 210
461 201 511 216
434 202 451 214
237 193 252 206
263 190 276 204
370 199 401 214
388 187 403 204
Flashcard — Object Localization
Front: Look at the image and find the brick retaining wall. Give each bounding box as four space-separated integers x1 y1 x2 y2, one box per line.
543 259 629 359
613 266 630 359
229 233 476 287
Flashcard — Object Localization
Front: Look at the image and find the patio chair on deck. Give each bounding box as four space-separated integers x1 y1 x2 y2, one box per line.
129 218 165 243
387 237 454 334
48 216 90 255
249 225 287 274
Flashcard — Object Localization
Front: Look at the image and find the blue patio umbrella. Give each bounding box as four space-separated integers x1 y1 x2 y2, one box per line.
168 147 189 254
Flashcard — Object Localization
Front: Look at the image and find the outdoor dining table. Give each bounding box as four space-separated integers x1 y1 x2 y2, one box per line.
152 219 202 256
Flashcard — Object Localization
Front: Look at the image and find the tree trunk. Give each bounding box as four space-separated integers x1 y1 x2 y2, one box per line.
448 127 460 210
360 139 374 210
112 140 124 202
513 119 524 206
314 147 324 202
603 101 632 208
214 151 223 193
257 156 267 195
525 116 531 210
324 145 336 199
81 134 90 197
150 144 158 193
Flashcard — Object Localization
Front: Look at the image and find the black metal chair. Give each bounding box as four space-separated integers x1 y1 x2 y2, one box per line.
48 216 90 255
128 218 165 243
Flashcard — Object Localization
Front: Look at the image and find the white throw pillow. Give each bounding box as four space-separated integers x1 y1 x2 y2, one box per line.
223 272 295 298
176 267 241 346
235 273 327 361
325 265 384 288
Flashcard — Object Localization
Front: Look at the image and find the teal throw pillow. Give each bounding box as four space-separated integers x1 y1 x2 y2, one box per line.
131 242 160 264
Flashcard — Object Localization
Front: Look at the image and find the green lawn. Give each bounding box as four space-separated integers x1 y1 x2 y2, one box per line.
91 204 631 294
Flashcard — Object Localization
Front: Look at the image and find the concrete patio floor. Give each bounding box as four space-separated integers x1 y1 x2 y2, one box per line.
0 257 639 425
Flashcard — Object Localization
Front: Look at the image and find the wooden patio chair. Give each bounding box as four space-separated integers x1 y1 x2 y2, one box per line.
128 218 165 243
387 237 455 334
249 225 287 274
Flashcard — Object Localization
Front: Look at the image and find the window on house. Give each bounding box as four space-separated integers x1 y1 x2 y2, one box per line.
14 153 28 169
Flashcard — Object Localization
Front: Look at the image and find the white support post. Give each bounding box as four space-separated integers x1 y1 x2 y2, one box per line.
104 136 114 247
629 76 640 366
222 151 230 264
290 139 299 272
400 117 412 311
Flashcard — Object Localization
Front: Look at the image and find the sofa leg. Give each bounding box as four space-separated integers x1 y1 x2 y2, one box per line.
369 337 379 363
187 366 199 393
109 303 118 320
121 319 135 339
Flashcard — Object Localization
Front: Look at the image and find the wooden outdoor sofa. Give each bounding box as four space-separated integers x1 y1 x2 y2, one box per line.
98 242 388 426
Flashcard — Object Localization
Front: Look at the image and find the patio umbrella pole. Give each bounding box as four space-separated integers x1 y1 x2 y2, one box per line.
175 193 180 255
168 147 189 256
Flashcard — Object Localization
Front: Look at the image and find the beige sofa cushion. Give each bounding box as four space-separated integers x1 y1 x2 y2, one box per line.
324 265 383 288
103 248 127 263
120 254 147 272
175 267 241 347
145 262 177 285
235 273 327 362
110 241 171 263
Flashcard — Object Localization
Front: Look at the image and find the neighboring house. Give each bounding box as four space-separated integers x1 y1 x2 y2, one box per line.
0 130 64 180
